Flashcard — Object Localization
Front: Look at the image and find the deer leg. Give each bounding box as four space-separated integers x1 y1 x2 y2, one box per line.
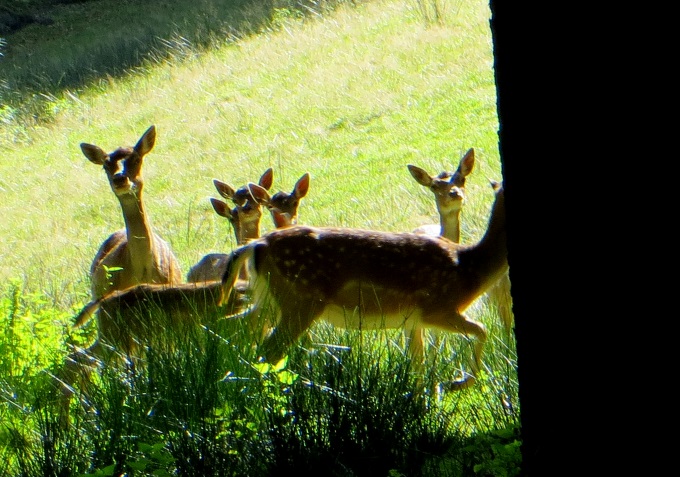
53 339 107 428
245 302 275 345
259 300 320 364
404 326 430 394
431 312 487 391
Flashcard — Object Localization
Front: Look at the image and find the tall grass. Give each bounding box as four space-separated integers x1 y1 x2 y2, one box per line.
1 305 519 475
0 0 520 474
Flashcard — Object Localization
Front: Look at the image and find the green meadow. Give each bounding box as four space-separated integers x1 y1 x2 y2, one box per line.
0 0 520 475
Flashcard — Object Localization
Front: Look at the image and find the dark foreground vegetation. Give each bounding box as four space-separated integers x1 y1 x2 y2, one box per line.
1 297 520 475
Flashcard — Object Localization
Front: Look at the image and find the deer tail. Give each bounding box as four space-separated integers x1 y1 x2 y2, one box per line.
73 299 101 328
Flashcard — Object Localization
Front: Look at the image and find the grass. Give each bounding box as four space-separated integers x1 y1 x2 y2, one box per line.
1 0 501 309
0 0 520 474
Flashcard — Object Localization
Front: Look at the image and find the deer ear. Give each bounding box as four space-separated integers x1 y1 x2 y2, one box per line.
210 198 230 218
259 168 274 190
294 173 310 198
458 148 475 176
214 179 236 200
247 182 271 204
134 125 156 156
407 165 433 187
81 143 108 165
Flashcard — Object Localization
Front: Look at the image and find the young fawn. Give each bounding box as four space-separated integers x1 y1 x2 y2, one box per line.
408 149 514 334
80 125 182 300
186 169 274 283
187 169 310 280
222 181 508 390
407 147 476 243
265 172 310 228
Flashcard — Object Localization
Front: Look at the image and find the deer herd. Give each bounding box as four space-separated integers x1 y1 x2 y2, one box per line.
56 124 512 398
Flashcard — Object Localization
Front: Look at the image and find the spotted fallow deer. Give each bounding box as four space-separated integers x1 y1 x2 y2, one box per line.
222 181 508 390
408 148 514 334
80 125 182 300
186 169 274 284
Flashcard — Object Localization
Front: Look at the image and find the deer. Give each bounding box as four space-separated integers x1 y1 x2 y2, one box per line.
80 125 182 300
221 181 508 391
186 168 274 284
56 125 183 411
408 149 514 335
54 278 249 414
407 148 475 243
71 282 238 355
406 149 475 354
265 172 310 228
56 181 272 403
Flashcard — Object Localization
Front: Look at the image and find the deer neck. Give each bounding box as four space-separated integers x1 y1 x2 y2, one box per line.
458 193 508 297
118 191 156 278
234 219 261 280
438 209 461 243
234 220 260 246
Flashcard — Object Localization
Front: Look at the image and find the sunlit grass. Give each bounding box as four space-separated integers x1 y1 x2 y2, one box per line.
0 0 500 307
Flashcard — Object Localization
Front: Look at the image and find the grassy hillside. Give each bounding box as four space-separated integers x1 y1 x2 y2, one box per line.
0 1 519 474
1 0 502 310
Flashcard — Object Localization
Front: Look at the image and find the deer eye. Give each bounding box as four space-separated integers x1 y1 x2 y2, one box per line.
104 160 121 175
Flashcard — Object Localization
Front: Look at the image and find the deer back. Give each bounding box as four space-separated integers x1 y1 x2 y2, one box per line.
76 282 229 357
229 184 506 323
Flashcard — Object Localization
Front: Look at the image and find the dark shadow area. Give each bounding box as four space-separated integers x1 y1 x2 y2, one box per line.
491 0 585 474
0 6 49 35
490 2 547 473
0 0 353 126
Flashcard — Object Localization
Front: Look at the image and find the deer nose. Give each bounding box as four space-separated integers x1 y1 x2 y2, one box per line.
270 208 293 228
112 174 129 188
448 187 464 200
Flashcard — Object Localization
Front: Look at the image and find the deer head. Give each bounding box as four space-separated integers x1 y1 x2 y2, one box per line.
407 147 475 242
80 125 156 201
265 172 310 227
